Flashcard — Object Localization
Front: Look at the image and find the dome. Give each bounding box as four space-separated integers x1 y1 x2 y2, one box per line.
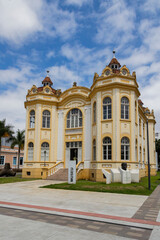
42 76 53 87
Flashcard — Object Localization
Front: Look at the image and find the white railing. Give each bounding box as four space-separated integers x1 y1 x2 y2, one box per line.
47 161 64 177
76 161 84 174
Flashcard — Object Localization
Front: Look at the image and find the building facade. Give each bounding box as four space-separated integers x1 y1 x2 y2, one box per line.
22 55 156 181
0 137 24 169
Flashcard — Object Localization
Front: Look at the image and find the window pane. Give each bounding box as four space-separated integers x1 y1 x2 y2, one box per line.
13 157 17 165
66 109 83 128
20 157 23 165
0 156 4 165
67 119 70 128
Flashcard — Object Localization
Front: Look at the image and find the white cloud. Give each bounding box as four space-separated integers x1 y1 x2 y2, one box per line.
95 0 135 46
0 65 36 85
65 0 92 7
0 64 41 131
143 0 160 13
0 0 77 45
0 0 42 44
46 51 55 59
120 47 154 69
48 65 83 90
61 43 111 77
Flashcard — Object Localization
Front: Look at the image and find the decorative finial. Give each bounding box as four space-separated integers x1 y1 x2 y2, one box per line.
73 82 77 87
113 50 116 58
46 70 49 76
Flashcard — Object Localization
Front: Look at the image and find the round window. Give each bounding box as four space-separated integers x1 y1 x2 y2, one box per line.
105 70 110 76
45 88 50 93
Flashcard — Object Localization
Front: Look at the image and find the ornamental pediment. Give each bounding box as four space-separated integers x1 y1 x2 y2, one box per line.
65 100 85 108
120 65 130 77
28 85 37 95
43 85 54 95
101 66 112 77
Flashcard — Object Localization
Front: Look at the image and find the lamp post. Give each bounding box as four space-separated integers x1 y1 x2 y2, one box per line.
146 120 151 190
44 150 46 167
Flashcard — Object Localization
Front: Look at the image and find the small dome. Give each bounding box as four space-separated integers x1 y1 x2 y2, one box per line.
42 76 53 87
108 57 121 69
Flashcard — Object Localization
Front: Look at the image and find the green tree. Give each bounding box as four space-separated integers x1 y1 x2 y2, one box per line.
156 139 160 166
9 129 25 169
0 119 14 160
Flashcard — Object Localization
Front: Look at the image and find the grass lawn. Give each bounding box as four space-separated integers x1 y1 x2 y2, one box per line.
42 171 160 196
0 175 39 184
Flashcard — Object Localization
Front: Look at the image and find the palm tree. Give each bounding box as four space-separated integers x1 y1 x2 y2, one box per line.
10 129 25 169
0 119 14 159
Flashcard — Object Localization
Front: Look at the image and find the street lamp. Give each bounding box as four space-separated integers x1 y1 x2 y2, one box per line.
146 120 151 190
44 150 46 167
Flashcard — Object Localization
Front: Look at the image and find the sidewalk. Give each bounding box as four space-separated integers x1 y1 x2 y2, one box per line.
0 180 160 239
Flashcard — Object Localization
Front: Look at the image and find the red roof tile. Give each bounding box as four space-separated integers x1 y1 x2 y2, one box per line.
42 76 53 85
108 58 121 67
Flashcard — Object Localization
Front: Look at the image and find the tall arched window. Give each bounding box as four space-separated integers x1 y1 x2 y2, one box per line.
139 146 142 163
42 110 50 128
143 123 145 138
143 148 145 164
41 142 49 161
121 137 130 160
93 139 96 161
103 97 112 119
121 97 129 119
93 102 96 123
135 101 137 123
135 139 137 162
103 137 112 160
67 108 82 128
30 110 35 128
139 118 141 136
28 142 34 161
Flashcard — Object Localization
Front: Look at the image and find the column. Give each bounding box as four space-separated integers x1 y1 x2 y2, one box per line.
57 110 64 162
84 106 91 168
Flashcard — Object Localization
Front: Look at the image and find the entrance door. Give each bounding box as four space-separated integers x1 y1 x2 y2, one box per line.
70 148 78 164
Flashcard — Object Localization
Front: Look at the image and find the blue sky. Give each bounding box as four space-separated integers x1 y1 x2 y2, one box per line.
0 0 160 131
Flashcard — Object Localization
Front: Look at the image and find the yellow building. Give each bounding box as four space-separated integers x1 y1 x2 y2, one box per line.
22 54 156 181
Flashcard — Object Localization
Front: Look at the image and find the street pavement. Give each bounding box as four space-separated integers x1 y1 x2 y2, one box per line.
0 180 159 240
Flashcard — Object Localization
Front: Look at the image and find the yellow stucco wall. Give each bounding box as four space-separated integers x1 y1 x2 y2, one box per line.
23 63 157 181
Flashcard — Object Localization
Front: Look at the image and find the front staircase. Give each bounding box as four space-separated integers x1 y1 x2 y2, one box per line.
47 168 68 181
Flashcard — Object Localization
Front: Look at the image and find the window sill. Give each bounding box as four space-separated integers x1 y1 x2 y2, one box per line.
65 127 83 130
28 128 35 131
41 128 51 131
120 119 131 122
101 119 113 122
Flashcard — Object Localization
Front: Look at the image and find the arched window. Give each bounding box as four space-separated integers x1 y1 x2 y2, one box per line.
121 97 129 119
93 102 96 123
30 110 35 128
93 139 96 161
103 97 112 119
135 139 137 162
28 142 34 161
143 123 145 138
67 108 82 128
143 148 145 164
103 137 112 160
139 118 141 136
135 101 137 122
42 110 50 128
139 146 142 163
121 137 130 160
41 142 49 161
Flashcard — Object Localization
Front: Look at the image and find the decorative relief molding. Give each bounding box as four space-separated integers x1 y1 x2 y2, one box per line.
42 105 52 109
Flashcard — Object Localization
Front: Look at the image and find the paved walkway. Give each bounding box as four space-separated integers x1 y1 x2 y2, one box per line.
0 180 160 239
133 185 160 222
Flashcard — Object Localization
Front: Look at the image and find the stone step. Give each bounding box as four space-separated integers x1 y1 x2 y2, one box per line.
47 168 68 181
